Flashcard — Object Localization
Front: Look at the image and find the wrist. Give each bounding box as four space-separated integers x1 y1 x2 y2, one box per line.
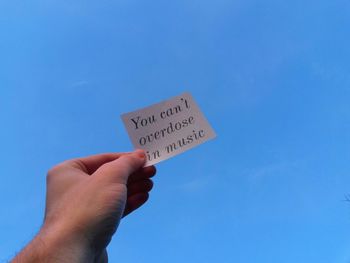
12 221 96 263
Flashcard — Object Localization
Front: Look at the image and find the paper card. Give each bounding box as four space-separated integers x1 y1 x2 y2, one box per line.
121 92 216 166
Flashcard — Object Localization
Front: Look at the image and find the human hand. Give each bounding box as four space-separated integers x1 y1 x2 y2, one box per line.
13 150 156 263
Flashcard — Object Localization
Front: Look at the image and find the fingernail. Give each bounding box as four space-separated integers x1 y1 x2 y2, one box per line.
135 149 145 159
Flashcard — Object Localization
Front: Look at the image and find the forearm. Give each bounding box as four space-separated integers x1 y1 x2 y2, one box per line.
12 224 96 263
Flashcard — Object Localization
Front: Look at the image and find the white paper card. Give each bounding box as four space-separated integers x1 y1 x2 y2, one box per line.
121 92 216 166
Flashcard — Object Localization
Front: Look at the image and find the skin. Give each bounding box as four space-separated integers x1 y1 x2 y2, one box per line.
12 149 156 263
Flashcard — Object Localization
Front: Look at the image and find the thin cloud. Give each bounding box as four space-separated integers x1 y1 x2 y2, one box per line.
179 175 213 193
246 160 299 180
69 80 89 89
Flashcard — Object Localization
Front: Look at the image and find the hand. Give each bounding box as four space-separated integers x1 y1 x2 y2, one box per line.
12 150 156 263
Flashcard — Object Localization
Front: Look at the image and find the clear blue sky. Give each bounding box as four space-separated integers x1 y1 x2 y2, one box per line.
1 0 350 262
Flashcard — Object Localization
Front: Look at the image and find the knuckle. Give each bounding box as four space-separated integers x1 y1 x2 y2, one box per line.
46 163 67 179
47 166 58 178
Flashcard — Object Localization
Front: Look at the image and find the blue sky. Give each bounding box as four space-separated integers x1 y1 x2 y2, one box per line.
1 0 350 262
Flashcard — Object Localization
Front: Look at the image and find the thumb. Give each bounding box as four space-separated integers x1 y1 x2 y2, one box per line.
94 150 146 184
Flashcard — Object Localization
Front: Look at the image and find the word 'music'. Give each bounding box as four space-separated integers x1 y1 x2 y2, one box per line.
164 129 205 153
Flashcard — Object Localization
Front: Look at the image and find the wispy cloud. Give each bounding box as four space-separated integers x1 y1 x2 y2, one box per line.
69 80 89 89
179 175 213 193
245 160 300 180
